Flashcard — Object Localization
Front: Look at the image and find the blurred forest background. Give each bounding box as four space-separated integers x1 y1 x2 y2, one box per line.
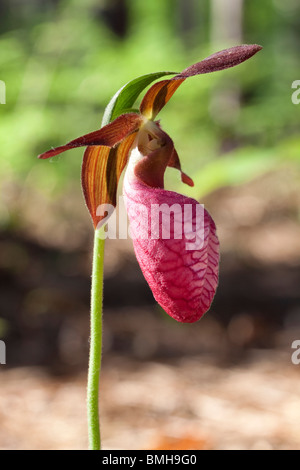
1 0 300 450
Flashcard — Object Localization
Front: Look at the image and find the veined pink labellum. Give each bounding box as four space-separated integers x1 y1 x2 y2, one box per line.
123 165 219 323
122 121 220 322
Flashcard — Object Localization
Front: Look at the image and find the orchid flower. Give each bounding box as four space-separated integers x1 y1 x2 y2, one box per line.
38 44 262 449
39 45 261 322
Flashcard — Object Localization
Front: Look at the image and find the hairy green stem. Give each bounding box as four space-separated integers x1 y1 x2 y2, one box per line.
87 228 105 450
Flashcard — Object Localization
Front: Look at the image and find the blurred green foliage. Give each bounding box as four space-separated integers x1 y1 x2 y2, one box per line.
0 0 300 231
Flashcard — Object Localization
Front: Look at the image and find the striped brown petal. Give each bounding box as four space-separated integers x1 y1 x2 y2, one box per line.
139 79 184 121
38 113 142 159
140 44 262 120
81 132 137 228
168 147 194 187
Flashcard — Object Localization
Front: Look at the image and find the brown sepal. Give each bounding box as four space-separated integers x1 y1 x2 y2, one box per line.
139 44 262 121
177 44 262 78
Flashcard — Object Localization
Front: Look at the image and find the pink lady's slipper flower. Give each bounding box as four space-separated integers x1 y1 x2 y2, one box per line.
39 45 262 323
